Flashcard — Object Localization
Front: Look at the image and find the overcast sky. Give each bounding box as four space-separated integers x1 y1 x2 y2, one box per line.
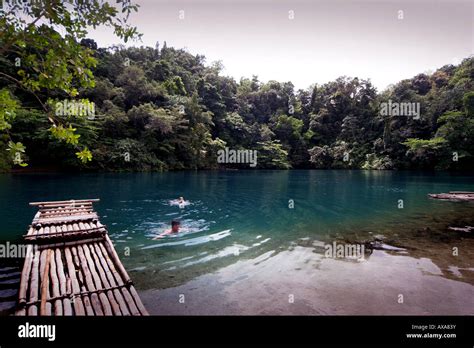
88 0 474 91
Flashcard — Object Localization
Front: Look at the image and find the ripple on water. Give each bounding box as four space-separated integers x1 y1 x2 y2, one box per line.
141 229 232 249
168 243 249 270
159 236 271 270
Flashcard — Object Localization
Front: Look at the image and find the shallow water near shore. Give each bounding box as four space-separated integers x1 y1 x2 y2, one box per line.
0 170 473 314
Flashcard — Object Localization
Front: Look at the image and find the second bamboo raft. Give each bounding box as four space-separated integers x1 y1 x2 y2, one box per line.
428 191 474 202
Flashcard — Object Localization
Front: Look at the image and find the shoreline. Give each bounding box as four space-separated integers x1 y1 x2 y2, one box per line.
124 202 474 291
5 168 474 174
140 246 474 315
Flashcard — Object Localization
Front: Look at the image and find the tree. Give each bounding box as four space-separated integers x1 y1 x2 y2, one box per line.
1 19 473 172
0 0 140 166
257 140 291 169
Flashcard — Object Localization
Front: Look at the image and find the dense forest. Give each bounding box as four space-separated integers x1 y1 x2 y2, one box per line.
1 39 473 171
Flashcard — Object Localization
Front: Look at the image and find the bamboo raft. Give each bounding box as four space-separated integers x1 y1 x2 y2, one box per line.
428 191 474 202
15 199 148 316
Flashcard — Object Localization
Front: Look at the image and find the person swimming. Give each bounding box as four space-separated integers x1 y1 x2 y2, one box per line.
153 220 181 239
169 196 188 206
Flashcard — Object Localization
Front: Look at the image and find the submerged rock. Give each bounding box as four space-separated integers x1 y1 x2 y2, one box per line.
448 226 473 233
365 240 406 251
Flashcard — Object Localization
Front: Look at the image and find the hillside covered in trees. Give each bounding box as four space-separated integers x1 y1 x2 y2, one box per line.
1 40 473 171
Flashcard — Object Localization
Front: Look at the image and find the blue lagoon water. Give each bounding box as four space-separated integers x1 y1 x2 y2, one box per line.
0 170 473 298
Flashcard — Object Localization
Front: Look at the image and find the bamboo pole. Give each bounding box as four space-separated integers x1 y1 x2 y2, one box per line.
87 243 121 315
66 278 72 312
103 234 132 285
34 213 99 225
25 227 106 241
39 247 52 316
40 205 93 213
40 210 93 218
36 225 44 236
39 223 54 319
18 244 34 306
91 222 145 316
96 223 147 315
49 249 63 316
26 226 34 237
98 242 140 315
36 237 105 251
40 207 93 216
76 245 104 315
30 199 100 206
39 249 52 316
27 249 40 315
81 236 113 315
40 206 92 213
16 308 26 316
95 242 130 315
129 285 149 315
71 246 94 315
64 247 85 315
55 248 72 315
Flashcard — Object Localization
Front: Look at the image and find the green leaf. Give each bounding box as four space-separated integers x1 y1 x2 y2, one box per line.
76 148 93 163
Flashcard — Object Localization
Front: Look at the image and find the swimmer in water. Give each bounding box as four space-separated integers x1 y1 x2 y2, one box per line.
153 220 181 239
176 196 187 209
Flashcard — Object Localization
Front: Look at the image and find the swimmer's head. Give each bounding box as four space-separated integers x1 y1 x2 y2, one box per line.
171 220 180 233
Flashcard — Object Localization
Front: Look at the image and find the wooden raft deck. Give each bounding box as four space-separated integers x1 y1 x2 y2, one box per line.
428 191 474 202
15 199 148 316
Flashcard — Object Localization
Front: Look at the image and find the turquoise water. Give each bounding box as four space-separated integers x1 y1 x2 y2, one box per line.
0 170 473 294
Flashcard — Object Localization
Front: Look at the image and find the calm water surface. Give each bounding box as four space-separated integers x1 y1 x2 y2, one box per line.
0 170 473 304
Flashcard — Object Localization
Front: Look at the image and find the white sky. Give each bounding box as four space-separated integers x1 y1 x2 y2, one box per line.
87 0 474 92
